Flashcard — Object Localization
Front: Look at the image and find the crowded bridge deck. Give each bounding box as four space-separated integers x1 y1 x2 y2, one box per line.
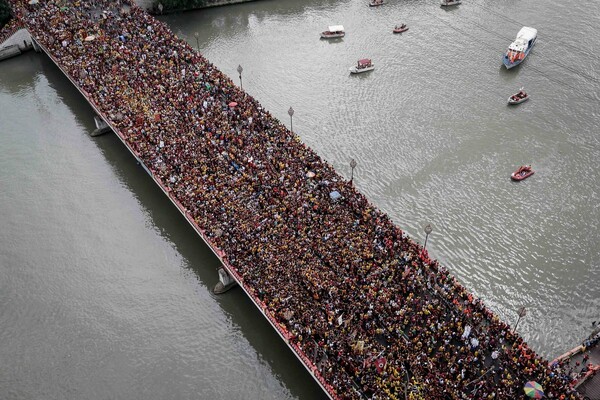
6 0 580 398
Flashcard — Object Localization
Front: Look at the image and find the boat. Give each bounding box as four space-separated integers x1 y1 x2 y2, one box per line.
508 87 529 105
320 25 345 39
369 0 384 6
441 0 461 6
393 24 408 33
503 27 537 69
511 165 534 181
349 59 375 74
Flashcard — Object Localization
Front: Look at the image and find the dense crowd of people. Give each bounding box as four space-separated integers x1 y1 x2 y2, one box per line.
0 17 23 44
9 0 581 398
550 332 600 391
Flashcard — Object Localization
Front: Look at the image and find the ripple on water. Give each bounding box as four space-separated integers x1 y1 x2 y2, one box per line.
2 2 600 399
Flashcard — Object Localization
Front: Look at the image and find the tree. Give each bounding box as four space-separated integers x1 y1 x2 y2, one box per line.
0 0 12 30
155 0 214 13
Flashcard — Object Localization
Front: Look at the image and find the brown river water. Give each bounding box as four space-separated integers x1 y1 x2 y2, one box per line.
1 0 598 398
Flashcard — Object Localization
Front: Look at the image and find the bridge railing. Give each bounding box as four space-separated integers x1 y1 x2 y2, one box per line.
0 19 25 46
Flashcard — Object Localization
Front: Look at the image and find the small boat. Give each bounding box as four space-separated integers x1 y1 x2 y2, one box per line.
503 27 537 69
508 88 529 105
441 0 461 6
393 24 408 33
320 25 345 39
369 0 384 6
349 58 375 74
511 165 534 181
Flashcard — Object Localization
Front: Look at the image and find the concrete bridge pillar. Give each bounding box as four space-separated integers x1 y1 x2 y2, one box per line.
213 267 237 294
31 37 41 53
0 29 34 61
91 115 111 136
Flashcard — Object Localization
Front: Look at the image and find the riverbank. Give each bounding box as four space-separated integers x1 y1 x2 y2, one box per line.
136 0 258 14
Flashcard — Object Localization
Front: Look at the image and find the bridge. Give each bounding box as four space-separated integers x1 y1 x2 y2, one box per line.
3 1 577 399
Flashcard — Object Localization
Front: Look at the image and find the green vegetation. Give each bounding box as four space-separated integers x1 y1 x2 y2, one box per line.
154 0 221 13
0 0 12 30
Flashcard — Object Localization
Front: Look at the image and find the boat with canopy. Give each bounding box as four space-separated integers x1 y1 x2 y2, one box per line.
321 25 345 39
349 59 375 74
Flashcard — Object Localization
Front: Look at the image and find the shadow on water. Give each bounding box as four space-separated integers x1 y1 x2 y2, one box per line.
35 51 327 399
31 54 97 132
321 37 344 45
0 51 47 95
441 6 460 12
348 71 375 80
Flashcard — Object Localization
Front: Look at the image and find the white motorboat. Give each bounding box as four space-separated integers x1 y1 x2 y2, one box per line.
503 27 537 69
349 59 375 74
321 25 345 39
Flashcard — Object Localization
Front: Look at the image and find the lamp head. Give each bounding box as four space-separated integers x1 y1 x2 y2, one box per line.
424 224 433 235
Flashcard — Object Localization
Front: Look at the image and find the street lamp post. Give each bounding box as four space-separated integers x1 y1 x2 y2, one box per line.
350 158 357 184
513 306 527 333
288 106 294 133
237 64 243 89
194 32 199 52
423 224 433 250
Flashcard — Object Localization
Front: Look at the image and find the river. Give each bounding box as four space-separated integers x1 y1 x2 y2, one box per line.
1 0 598 399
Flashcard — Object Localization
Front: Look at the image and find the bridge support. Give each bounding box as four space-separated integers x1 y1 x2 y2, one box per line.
0 45 21 61
0 29 34 61
91 115 111 137
213 267 237 294
31 37 41 53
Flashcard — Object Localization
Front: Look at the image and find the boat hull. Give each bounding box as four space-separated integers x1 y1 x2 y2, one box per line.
393 28 409 33
510 170 535 181
503 55 525 69
511 171 534 181
349 66 375 74
321 32 345 39
503 39 535 68
441 0 461 6
508 96 529 105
